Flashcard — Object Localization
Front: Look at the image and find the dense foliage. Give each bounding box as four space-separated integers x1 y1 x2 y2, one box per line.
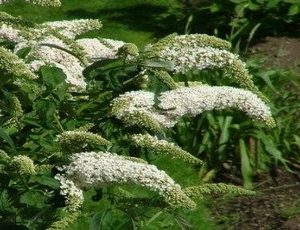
179 0 300 51
0 0 299 229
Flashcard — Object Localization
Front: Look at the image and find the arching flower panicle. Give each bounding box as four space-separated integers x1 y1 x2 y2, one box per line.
77 38 124 62
146 33 232 57
158 86 275 127
42 19 102 39
56 131 111 152
0 0 62 7
111 90 175 131
132 134 202 164
58 151 196 209
183 183 256 200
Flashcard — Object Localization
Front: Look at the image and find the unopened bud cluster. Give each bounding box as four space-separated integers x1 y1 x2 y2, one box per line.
132 134 202 164
0 0 61 7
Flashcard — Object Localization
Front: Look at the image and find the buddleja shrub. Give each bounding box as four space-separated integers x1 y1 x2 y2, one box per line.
0 2 275 229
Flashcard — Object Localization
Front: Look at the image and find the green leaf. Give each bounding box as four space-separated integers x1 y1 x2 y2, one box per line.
234 3 248 17
263 139 292 172
40 66 66 89
288 4 299 16
258 70 278 94
248 3 260 10
284 0 299 3
17 81 39 102
229 21 249 41
140 59 174 71
256 140 269 171
20 191 48 209
39 65 68 101
53 83 68 102
33 100 56 125
0 127 15 150
266 0 281 8
218 116 232 154
22 117 43 128
206 113 218 129
90 209 132 230
293 135 300 149
90 211 106 230
245 22 261 52
0 190 14 212
30 175 60 189
16 47 32 59
239 139 253 189
230 0 247 3
198 131 211 154
83 59 121 78
210 3 221 13
145 211 163 226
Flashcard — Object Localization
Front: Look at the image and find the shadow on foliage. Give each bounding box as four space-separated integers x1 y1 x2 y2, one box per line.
65 1 300 47
66 4 186 38
185 1 300 45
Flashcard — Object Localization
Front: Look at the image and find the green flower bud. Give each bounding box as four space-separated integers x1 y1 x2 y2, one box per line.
10 155 36 176
118 43 139 57
183 183 256 200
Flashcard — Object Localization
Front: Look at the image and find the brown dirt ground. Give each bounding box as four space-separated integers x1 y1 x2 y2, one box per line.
249 37 300 74
210 169 300 230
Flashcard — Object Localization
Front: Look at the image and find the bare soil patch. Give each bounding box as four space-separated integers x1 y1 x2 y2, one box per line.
250 37 300 74
211 170 300 230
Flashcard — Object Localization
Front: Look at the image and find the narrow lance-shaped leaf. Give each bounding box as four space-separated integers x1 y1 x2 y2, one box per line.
239 139 253 189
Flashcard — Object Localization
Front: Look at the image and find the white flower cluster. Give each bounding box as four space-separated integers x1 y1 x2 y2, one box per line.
76 38 125 62
158 86 275 127
0 15 128 92
27 60 46 72
112 86 274 129
159 46 237 74
147 34 231 55
41 19 102 39
16 35 87 91
0 24 24 42
38 36 87 89
58 151 195 209
111 90 155 117
172 34 231 49
146 34 263 97
54 174 83 211
0 0 61 6
132 134 202 164
23 33 125 91
111 90 174 129
146 34 234 74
